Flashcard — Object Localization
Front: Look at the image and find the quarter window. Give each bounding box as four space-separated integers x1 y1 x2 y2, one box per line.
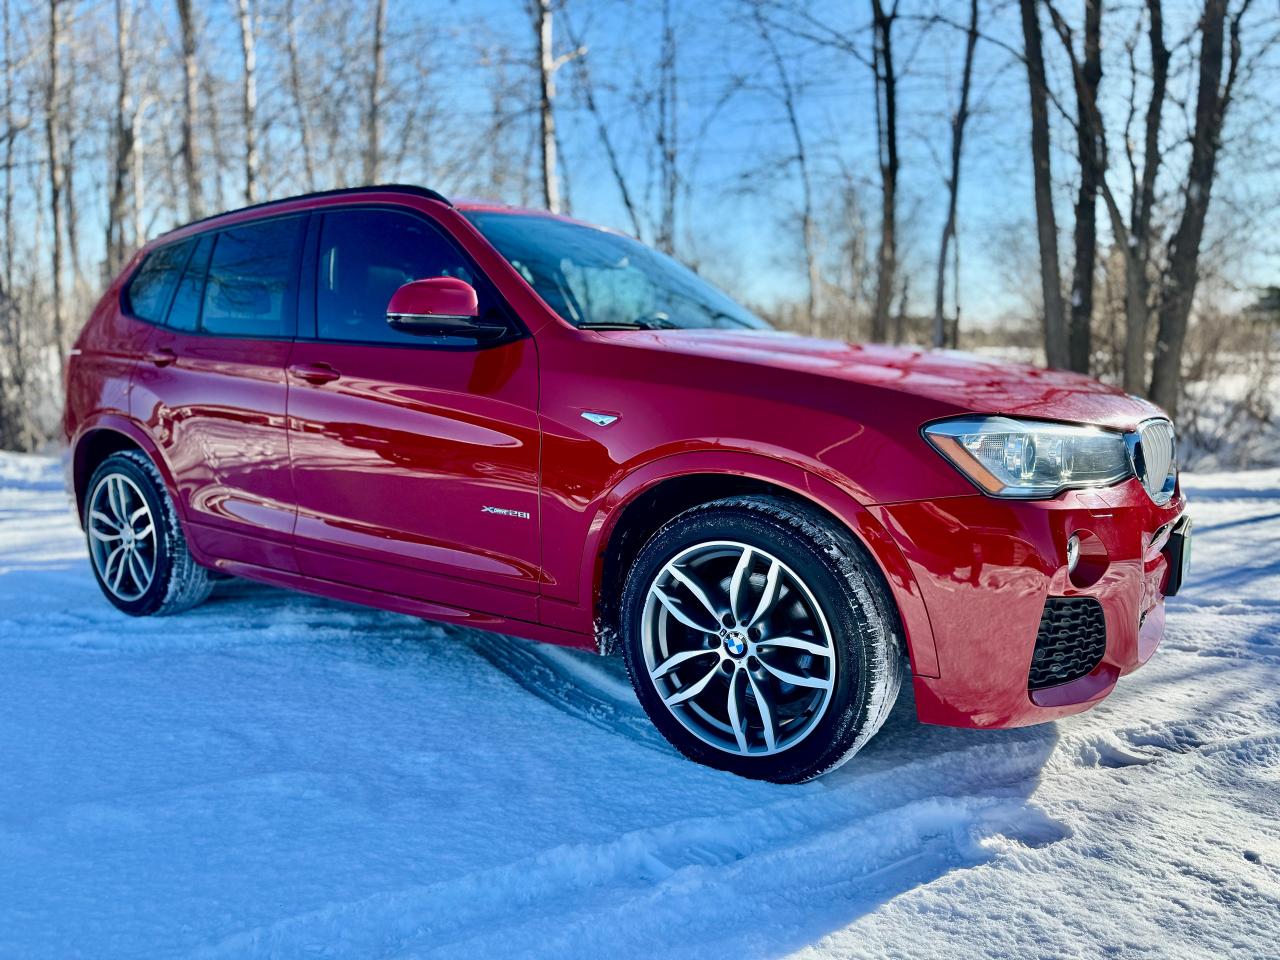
201 216 304 338
166 235 213 332
125 240 193 323
315 209 484 345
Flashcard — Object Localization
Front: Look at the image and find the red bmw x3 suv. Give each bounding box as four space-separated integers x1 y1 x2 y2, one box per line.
65 185 1191 782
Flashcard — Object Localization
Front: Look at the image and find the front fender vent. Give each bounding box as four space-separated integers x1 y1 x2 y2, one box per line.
1028 597 1107 690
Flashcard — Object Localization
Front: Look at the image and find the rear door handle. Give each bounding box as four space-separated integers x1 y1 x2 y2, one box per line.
288 362 341 385
144 347 176 367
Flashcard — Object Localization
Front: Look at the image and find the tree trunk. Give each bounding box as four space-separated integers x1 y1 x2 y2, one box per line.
363 0 387 185
654 0 679 254
1149 0 1235 416
933 0 978 349
44 0 66 377
1067 0 1101 374
106 0 134 277
1019 0 1069 369
3 0 16 293
893 274 909 344
535 0 560 213
283 0 315 191
175 0 202 220
1122 0 1168 394
236 0 259 205
870 0 898 343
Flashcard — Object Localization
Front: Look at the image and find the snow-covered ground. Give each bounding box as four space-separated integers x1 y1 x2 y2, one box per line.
1 451 1277 959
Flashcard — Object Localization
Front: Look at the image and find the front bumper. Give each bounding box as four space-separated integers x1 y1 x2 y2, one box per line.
872 476 1186 728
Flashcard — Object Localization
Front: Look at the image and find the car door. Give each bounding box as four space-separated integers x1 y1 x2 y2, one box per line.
131 215 306 573
286 205 541 621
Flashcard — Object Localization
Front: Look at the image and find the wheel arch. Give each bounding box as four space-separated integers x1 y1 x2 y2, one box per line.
70 417 181 526
587 451 939 677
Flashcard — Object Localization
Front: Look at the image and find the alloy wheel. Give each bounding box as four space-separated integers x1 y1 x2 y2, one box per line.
87 472 158 602
640 540 837 757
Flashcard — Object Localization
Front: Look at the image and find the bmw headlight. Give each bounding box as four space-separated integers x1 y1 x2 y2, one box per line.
924 416 1133 499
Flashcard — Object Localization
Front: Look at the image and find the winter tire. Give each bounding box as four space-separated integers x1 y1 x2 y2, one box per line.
621 495 904 782
84 450 214 617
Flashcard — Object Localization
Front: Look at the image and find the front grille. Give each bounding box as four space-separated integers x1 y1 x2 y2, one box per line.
1028 597 1107 690
1134 419 1176 504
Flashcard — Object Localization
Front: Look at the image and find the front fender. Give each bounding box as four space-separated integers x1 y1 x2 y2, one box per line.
573 449 940 678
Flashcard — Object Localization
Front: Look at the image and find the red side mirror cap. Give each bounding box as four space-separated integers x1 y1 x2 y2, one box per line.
386 277 479 323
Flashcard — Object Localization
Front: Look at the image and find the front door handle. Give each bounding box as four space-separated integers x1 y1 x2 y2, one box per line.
144 347 176 367
288 362 341 385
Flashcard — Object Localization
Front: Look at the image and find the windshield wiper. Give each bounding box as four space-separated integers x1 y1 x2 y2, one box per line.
577 318 677 331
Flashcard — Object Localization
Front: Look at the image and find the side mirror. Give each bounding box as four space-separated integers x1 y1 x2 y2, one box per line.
385 277 506 340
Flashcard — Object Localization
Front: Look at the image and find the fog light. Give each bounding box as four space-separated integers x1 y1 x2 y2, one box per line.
1067 534 1081 574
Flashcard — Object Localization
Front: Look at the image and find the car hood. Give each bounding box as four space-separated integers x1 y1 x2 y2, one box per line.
628 329 1165 431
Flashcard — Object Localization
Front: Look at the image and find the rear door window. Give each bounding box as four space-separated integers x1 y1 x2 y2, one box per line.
124 240 193 323
201 216 305 338
166 235 213 333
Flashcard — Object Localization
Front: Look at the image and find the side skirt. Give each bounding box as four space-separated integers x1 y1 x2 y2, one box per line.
210 557 597 652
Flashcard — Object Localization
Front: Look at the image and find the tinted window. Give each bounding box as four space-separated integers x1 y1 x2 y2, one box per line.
316 209 482 345
201 216 304 338
166 235 213 332
125 240 192 323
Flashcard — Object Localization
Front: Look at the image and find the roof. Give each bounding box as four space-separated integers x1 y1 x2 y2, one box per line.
169 184 452 234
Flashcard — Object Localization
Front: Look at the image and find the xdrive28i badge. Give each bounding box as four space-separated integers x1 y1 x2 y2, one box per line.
482 506 532 520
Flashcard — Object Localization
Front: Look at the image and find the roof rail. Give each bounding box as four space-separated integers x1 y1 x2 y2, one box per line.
169 183 452 234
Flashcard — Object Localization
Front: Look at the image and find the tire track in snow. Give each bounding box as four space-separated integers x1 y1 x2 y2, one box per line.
194 716 1072 959
458 631 672 753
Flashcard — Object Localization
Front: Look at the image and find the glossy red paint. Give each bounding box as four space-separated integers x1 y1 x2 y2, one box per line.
65 188 1186 730
386 276 480 320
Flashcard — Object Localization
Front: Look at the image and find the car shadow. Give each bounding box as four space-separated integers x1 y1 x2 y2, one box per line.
203 579 1069 958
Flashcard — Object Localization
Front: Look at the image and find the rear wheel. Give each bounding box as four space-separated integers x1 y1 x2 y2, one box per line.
84 450 213 616
620 495 903 782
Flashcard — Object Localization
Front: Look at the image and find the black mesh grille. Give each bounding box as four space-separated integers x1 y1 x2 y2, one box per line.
1028 597 1107 690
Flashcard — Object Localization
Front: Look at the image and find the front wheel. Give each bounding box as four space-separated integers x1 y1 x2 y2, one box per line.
620 495 903 782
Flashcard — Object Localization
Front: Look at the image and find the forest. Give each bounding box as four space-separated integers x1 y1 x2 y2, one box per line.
0 0 1277 461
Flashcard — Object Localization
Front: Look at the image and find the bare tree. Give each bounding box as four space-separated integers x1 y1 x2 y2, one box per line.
44 0 67 375
1066 0 1101 373
1121 0 1168 393
932 0 979 349
1047 0 1167 390
654 0 679 253
1149 0 1251 415
176 0 202 220
363 0 387 184
283 0 316 191
1019 0 1069 368
2 0 22 293
870 0 899 343
753 4 818 331
533 0 562 212
236 0 260 204
105 0 136 277
563 13 643 238
1045 0 1264 411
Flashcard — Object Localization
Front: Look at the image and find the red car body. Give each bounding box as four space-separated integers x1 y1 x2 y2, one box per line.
64 187 1187 730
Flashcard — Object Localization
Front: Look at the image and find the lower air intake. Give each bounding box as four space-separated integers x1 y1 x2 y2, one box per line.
1028 597 1107 690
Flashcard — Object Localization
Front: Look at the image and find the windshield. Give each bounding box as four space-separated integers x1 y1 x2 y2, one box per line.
463 212 772 332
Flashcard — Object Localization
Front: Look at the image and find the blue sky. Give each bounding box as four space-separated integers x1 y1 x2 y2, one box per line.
445 0 1279 322
12 0 1274 326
